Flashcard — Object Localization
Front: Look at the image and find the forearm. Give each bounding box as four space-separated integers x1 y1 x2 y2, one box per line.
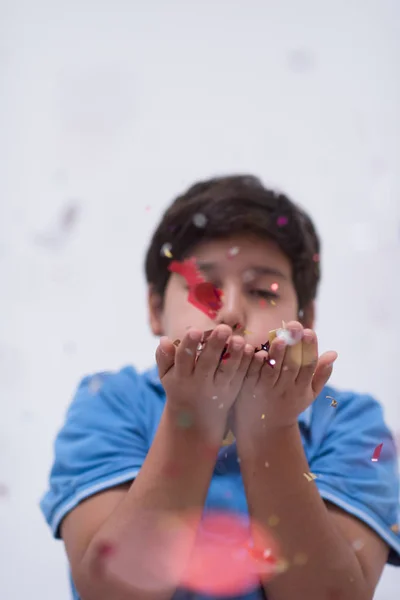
78 401 226 600
236 423 369 600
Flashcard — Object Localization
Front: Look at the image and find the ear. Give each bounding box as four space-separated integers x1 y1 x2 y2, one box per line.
301 300 315 329
147 285 164 336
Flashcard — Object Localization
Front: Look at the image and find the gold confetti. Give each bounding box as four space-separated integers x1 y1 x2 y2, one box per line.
222 429 236 447
326 395 337 407
275 558 289 573
303 472 318 482
391 524 399 534
268 515 280 527
293 552 308 566
270 300 276 306
161 243 173 258
243 329 253 335
261 414 265 420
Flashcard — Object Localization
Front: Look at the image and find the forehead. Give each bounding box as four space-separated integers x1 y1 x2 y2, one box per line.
189 234 292 278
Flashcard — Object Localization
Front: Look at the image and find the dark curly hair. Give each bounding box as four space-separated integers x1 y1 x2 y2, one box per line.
144 175 320 320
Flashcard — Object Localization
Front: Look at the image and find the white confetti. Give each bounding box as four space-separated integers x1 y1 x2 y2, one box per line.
192 213 207 228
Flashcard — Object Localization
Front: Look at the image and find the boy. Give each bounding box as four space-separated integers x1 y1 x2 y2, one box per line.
41 175 400 600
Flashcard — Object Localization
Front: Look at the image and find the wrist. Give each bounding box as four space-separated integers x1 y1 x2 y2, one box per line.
235 420 300 457
164 396 228 446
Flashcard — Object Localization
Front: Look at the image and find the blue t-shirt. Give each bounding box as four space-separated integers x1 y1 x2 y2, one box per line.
40 365 400 600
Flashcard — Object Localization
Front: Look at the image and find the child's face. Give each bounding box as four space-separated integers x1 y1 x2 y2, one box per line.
148 234 314 348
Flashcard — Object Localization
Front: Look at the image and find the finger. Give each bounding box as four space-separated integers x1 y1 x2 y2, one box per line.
230 343 255 390
174 329 203 377
265 337 287 385
280 321 304 381
295 329 318 387
215 335 246 385
156 337 177 379
195 325 232 379
312 351 338 397
240 350 266 395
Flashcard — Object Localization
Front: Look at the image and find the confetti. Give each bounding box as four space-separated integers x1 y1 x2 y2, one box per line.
326 395 337 408
212 395 218 400
351 540 365 551
222 430 236 447
242 269 257 283
0 483 9 498
267 515 280 527
168 258 223 319
270 300 277 306
177 411 193 429
180 511 280 596
268 359 276 367
192 213 207 228
293 553 308 566
303 472 318 482
261 414 265 420
227 246 240 258
312 253 320 262
277 216 288 227
298 309 304 319
161 243 173 258
274 558 289 573
390 524 399 534
60 202 80 232
88 376 103 394
371 443 383 462
271 282 279 292
275 327 302 346
264 462 269 468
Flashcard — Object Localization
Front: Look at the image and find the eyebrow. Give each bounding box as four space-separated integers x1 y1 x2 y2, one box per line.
196 262 288 280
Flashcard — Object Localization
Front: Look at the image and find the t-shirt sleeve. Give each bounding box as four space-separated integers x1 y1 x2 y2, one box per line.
40 367 150 539
310 390 400 565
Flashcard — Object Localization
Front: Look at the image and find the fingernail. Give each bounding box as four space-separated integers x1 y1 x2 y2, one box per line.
173 339 181 346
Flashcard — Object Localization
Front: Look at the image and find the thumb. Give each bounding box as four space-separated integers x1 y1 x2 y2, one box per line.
156 336 176 379
312 351 338 397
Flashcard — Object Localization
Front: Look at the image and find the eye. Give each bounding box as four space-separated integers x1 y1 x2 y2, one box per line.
250 289 279 299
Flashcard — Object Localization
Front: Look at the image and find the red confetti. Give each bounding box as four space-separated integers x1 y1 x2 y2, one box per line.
169 258 223 319
181 511 279 596
371 443 383 462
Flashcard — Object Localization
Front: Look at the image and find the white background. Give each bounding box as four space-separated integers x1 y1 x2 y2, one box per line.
0 0 399 598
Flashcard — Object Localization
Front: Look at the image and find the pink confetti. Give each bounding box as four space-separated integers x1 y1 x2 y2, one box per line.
371 443 383 462
277 216 288 227
271 283 279 292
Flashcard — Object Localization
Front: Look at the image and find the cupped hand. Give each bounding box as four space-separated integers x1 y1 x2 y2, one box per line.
233 321 338 437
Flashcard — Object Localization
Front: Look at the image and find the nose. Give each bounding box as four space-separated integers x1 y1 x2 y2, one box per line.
215 283 246 331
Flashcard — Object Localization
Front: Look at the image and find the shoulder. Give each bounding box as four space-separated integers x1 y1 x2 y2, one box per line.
309 385 400 566
40 364 164 538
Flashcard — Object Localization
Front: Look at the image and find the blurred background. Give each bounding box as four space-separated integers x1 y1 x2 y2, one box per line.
0 0 399 598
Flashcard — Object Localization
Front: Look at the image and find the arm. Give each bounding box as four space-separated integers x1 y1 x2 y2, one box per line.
63 401 225 600
62 403 224 600
236 423 389 600
62 324 252 600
